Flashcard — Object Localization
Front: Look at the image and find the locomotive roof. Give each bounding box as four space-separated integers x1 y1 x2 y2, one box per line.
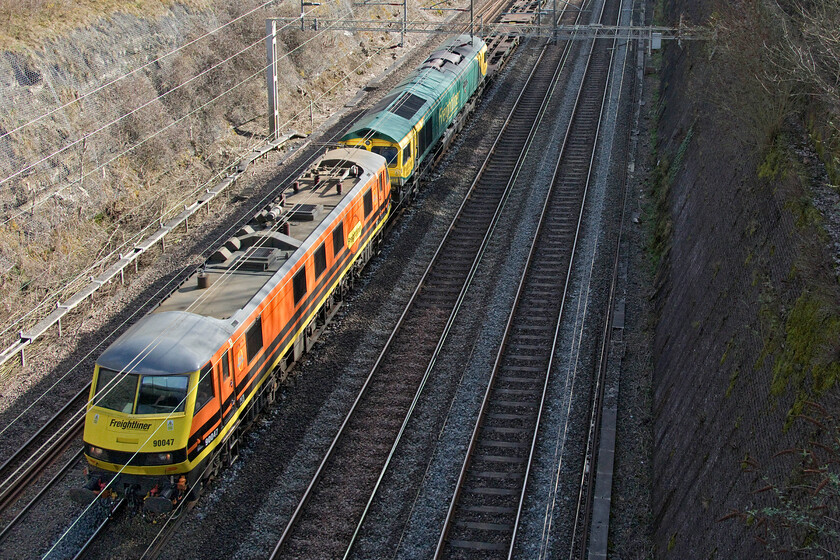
97 311 232 375
341 34 485 145
97 148 386 374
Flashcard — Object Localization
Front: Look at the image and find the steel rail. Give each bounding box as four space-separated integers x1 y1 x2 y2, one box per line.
70 498 125 560
511 7 619 559
0 449 84 545
339 7 584 560
270 10 572 560
433 0 621 554
566 2 634 554
0 384 88 503
0 406 85 517
138 478 200 560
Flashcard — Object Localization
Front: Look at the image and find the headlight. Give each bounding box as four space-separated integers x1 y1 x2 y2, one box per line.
88 445 105 459
146 452 174 466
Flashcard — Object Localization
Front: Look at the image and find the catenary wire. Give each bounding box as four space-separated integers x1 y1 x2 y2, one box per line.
43 24 482 557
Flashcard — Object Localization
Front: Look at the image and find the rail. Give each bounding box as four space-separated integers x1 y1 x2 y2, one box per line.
433 0 622 553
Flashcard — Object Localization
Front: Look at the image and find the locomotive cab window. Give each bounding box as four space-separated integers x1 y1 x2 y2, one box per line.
314 243 327 278
293 267 307 304
195 364 214 412
372 145 398 165
94 368 138 413
364 190 373 217
95 368 189 415
333 222 344 256
136 375 188 414
245 316 263 360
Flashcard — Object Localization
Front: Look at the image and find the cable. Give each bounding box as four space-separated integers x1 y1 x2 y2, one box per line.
0 13 307 208
0 0 281 147
0 23 472 424
4 7 389 445
0 8 375 340
44 22 484 555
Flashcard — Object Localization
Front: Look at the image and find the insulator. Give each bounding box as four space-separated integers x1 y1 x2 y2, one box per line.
267 205 283 221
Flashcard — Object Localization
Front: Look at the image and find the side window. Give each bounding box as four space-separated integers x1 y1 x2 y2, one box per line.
293 267 307 304
418 122 433 156
246 316 263 361
401 145 410 165
196 364 214 412
333 222 344 257
221 350 230 382
425 123 434 153
314 243 327 278
364 190 373 217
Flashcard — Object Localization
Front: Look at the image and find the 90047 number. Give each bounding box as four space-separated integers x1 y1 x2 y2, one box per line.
152 439 174 447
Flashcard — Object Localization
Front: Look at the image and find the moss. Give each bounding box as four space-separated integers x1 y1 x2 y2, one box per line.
785 195 823 232
757 133 791 180
653 0 666 25
645 126 693 273
766 290 840 424
808 119 840 188
667 532 677 552
669 126 694 185
720 336 734 365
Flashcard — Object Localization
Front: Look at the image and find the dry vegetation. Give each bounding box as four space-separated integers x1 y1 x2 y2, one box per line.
709 0 840 170
0 0 211 50
0 0 441 357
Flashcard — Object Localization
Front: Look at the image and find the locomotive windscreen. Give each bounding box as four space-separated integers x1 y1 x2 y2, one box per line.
94 368 188 414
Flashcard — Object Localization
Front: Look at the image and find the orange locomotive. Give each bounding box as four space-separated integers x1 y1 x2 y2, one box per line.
72 148 390 511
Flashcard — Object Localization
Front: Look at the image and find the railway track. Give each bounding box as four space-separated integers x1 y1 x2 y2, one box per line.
24 3 520 559
0 0 517 535
432 0 624 556
0 0 638 557
268 5 594 560
0 387 87 535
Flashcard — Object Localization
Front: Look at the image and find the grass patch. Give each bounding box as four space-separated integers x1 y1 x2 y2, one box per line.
644 125 693 272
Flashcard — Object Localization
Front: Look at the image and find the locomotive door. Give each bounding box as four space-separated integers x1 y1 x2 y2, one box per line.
217 350 236 424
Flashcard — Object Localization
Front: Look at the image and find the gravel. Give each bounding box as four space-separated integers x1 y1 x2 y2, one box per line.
0 2 661 557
